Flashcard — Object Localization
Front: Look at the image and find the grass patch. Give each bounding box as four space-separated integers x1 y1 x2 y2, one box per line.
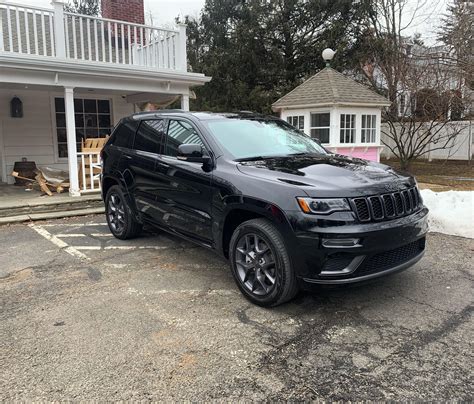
381 159 474 191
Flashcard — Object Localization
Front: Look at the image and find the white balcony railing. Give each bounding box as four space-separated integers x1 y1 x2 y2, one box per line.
0 0 187 71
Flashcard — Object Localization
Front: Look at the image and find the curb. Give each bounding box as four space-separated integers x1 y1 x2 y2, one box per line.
0 207 105 225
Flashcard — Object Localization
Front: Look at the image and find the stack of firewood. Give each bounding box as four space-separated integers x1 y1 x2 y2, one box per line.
11 168 70 196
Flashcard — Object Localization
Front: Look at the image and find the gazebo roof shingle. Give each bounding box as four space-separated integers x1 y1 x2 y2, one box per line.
272 67 390 110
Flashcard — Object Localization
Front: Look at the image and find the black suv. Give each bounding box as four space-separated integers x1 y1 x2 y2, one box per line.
101 111 428 306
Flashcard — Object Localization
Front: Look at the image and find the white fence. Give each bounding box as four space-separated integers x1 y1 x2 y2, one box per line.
381 121 473 161
78 151 101 193
0 1 187 71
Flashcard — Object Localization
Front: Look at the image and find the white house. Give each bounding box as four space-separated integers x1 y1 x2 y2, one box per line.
0 0 211 195
272 63 391 162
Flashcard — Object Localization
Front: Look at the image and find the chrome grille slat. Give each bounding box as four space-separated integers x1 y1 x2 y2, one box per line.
350 186 421 223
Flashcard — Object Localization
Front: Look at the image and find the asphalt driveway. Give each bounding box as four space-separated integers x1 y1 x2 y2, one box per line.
0 215 472 401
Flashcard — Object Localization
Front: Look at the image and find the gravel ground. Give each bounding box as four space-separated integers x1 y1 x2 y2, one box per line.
0 215 473 401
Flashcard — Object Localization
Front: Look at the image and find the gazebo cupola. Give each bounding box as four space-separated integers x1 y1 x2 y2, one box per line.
272 49 391 162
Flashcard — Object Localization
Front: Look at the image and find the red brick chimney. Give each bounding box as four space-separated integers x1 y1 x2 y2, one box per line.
101 0 145 25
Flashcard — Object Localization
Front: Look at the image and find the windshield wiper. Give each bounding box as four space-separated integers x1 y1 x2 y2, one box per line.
234 154 288 162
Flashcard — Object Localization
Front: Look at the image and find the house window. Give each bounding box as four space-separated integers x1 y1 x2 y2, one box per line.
287 115 304 130
340 114 355 143
361 115 377 143
310 113 330 144
55 97 112 158
399 94 406 116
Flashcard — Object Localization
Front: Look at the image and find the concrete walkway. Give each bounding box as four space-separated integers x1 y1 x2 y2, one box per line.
0 184 104 224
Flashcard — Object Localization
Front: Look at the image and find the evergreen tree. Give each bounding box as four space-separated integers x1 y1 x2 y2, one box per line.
65 0 100 16
438 0 473 82
184 0 372 113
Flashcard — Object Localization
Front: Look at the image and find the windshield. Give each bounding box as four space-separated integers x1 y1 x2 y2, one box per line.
204 118 327 160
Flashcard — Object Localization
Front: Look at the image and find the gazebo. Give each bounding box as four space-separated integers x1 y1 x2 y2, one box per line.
272 50 391 162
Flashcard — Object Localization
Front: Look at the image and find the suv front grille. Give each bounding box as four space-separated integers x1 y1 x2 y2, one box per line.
351 186 422 223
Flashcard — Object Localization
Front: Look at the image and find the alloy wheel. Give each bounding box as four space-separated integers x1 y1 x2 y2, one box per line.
107 193 125 234
235 233 277 296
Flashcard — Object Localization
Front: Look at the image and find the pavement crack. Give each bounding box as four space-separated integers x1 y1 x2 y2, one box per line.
391 289 459 315
392 304 473 356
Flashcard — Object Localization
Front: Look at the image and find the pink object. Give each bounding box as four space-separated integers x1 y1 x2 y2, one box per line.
328 147 380 162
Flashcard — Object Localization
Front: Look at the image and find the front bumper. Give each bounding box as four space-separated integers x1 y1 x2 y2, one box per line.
288 207 429 286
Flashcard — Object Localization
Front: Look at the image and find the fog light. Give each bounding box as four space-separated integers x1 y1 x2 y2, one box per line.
322 238 361 248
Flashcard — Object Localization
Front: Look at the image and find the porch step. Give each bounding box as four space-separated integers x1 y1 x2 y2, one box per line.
0 194 105 222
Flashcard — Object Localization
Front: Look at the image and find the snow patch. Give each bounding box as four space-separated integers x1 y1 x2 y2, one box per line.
420 189 474 239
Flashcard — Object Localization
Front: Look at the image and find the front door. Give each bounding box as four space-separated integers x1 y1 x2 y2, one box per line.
154 119 213 243
125 119 165 222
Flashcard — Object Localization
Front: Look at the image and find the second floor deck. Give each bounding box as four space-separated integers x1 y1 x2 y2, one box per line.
0 0 188 72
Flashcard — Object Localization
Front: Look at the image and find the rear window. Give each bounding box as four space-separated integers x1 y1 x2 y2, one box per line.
111 120 139 149
133 119 165 154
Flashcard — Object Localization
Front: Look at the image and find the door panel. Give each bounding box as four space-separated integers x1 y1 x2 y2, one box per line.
154 119 213 243
155 156 213 242
127 119 166 222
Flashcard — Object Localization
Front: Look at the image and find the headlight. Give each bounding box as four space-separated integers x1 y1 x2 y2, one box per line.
297 197 351 215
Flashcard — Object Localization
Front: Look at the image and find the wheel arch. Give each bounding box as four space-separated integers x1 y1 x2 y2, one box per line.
220 200 294 259
102 175 120 201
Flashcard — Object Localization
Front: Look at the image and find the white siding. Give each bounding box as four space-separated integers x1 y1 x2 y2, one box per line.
0 89 133 183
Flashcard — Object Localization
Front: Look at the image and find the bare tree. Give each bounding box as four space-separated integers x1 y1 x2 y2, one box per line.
382 59 466 169
358 0 467 169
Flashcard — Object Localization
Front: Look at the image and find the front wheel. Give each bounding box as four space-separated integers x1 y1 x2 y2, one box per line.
229 218 299 307
105 185 142 240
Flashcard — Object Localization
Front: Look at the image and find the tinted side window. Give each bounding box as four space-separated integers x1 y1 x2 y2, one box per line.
134 119 165 154
111 120 139 149
164 120 204 157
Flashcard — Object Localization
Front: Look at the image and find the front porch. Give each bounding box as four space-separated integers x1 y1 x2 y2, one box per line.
0 0 211 198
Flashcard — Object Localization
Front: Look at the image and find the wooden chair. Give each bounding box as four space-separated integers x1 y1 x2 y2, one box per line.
79 136 109 190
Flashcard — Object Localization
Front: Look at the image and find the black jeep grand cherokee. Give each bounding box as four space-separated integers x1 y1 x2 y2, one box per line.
101 111 428 306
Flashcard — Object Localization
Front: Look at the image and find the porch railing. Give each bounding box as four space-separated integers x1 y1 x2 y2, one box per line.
0 0 187 71
78 151 101 193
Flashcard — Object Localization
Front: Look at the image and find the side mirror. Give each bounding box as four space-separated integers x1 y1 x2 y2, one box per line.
177 144 211 164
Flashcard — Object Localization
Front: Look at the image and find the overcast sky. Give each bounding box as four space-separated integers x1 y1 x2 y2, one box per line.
22 0 448 44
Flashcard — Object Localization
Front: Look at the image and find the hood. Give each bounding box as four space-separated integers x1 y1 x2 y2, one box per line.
236 154 415 197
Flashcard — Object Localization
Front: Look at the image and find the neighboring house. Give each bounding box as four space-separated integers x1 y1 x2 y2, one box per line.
0 0 211 195
365 39 472 120
272 67 390 162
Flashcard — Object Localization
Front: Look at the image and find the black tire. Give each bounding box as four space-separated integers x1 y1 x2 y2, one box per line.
105 185 142 240
229 218 299 307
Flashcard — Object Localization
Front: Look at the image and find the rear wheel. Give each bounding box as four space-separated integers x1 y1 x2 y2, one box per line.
105 185 142 240
229 218 299 307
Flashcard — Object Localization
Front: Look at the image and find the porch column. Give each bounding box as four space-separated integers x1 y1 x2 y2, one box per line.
181 94 190 111
64 87 80 196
